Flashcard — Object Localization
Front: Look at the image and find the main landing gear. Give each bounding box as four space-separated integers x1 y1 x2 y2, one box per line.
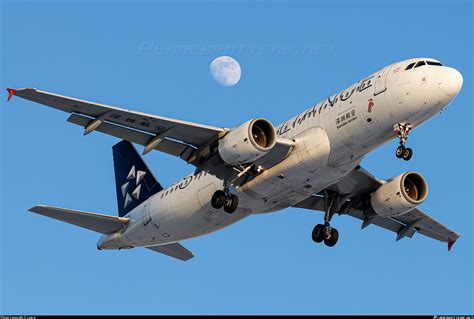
211 190 239 213
210 168 239 214
312 190 340 247
394 123 413 161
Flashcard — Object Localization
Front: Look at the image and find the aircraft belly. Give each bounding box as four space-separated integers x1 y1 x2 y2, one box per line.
245 163 359 213
241 159 360 213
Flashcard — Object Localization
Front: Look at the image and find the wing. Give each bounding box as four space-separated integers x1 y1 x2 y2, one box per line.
146 243 194 261
293 166 461 249
29 205 129 234
12 88 223 146
10 88 294 187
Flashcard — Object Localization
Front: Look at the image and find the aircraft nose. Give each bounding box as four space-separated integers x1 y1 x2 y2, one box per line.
438 67 463 97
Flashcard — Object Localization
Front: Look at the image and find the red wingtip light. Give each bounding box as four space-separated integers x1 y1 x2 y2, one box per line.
6 88 17 101
448 240 456 252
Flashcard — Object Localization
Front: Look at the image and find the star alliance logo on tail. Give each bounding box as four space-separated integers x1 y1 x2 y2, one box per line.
121 165 147 208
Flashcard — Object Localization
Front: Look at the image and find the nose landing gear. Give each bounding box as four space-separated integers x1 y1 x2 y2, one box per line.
394 123 413 161
395 145 413 161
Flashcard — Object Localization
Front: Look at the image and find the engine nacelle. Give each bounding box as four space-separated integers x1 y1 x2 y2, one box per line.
218 118 276 165
371 172 428 217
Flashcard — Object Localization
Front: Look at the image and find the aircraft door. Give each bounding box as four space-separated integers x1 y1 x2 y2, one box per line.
374 65 393 95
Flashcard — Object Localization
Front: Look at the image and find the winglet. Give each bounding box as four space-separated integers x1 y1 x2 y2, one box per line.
448 240 456 252
6 88 17 101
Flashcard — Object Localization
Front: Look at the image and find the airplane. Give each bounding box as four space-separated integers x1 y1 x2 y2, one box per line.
6 57 463 261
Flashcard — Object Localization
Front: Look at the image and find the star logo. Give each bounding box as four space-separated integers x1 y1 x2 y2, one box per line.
121 165 147 208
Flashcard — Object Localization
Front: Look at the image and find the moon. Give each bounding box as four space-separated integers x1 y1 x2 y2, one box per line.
210 56 241 86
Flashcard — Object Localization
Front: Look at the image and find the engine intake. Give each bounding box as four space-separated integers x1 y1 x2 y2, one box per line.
371 172 428 217
218 118 276 165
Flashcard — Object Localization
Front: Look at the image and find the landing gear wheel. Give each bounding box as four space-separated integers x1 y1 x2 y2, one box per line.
211 190 226 209
223 194 239 214
324 228 339 247
312 224 326 243
396 145 405 158
402 147 413 161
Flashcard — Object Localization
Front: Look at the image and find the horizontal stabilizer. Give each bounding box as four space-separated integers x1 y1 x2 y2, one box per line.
29 205 129 234
146 242 194 261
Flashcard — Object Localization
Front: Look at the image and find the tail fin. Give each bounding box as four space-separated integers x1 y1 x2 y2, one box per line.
113 140 163 217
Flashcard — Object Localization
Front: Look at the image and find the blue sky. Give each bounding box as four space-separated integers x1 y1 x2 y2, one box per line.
1 0 472 315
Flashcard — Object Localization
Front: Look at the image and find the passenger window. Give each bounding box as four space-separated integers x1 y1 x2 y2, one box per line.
427 61 443 66
414 61 426 68
405 62 416 70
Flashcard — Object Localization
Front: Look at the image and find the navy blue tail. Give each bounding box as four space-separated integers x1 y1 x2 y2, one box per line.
113 140 163 217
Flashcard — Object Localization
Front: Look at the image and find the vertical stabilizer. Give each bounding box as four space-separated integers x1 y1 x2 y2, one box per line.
113 140 163 217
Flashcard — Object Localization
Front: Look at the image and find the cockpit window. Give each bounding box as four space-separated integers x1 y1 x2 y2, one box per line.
427 61 443 66
414 61 426 68
405 62 416 70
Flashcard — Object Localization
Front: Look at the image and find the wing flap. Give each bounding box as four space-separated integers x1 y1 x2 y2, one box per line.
146 243 194 261
393 209 461 243
29 205 129 234
345 206 416 238
67 113 194 158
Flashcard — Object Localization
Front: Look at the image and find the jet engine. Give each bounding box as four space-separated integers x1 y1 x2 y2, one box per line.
371 172 428 217
218 118 276 165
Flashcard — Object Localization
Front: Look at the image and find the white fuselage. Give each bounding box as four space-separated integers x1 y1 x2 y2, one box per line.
98 58 462 250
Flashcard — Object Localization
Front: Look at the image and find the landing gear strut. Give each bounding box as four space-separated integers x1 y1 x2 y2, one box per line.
311 190 340 247
211 177 239 213
394 123 413 161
